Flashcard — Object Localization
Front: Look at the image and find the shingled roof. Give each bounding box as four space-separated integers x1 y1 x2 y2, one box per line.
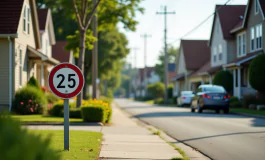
0 0 24 34
180 40 211 71
52 41 71 63
37 8 48 30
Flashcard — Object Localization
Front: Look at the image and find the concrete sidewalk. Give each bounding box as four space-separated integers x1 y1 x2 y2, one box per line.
99 103 182 160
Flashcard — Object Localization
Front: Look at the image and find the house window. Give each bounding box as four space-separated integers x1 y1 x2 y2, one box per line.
213 47 217 63
256 24 262 49
218 44 222 61
251 27 255 51
19 49 23 86
255 0 259 14
23 5 30 34
237 32 246 57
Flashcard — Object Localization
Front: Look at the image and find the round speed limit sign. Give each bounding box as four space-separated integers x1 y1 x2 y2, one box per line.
48 63 84 99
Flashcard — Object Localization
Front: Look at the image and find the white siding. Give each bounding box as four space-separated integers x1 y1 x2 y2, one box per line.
41 31 52 57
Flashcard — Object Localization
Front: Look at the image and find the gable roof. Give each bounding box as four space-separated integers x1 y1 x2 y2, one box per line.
242 0 265 27
52 41 71 63
37 8 48 30
138 67 155 82
209 5 246 45
190 61 211 77
180 40 211 70
0 0 41 48
0 0 24 34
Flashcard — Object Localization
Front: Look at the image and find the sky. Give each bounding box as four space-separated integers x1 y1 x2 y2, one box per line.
119 0 248 68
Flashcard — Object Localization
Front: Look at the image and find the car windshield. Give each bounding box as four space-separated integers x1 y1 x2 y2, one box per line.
203 86 225 92
181 91 193 95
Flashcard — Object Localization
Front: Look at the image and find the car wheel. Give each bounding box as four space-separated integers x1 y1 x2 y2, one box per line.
191 108 195 112
215 109 220 114
224 108 229 114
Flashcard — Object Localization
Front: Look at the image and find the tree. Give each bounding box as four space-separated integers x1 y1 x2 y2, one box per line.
154 46 178 82
249 53 265 93
213 70 233 93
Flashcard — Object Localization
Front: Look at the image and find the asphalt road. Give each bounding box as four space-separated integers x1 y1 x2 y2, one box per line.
115 99 265 160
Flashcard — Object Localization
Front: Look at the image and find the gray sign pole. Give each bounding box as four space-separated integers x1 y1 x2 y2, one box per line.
64 99 69 150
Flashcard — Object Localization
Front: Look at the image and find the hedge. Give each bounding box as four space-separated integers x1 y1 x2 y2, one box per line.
81 106 107 123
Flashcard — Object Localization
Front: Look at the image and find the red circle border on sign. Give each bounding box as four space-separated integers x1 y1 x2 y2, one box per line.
48 63 84 99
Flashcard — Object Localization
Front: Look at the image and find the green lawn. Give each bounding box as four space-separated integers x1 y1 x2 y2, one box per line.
145 100 154 104
231 108 265 117
30 130 102 160
12 115 83 123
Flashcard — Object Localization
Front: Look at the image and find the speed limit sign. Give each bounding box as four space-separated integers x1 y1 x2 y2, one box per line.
48 63 84 151
48 63 84 99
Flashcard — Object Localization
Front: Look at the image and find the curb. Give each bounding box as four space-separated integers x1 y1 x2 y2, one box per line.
22 122 103 126
113 101 211 160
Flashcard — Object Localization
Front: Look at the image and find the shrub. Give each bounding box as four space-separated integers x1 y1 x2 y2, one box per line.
147 82 165 98
167 85 174 99
46 93 59 104
243 94 261 107
12 86 47 114
99 96 113 105
49 102 64 117
27 76 40 89
230 96 239 103
256 91 265 104
154 98 164 104
173 96 178 105
81 106 107 123
249 53 265 93
0 113 60 160
213 70 233 92
61 108 81 118
230 101 243 108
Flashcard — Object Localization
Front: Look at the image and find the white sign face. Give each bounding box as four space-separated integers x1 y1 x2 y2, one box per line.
52 68 80 94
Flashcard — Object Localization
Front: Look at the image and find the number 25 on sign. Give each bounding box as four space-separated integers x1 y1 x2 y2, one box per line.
48 63 84 151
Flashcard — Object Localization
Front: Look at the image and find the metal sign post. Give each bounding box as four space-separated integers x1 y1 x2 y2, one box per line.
64 99 69 150
48 63 84 151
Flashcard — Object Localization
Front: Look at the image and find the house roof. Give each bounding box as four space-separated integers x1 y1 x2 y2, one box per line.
52 41 71 63
190 61 211 77
138 67 154 82
168 63 176 72
168 72 177 80
0 0 24 34
209 5 246 44
208 65 223 74
37 8 48 30
260 0 265 15
181 40 211 70
223 50 263 68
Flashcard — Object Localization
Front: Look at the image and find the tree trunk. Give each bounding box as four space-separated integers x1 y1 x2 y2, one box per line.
76 29 86 108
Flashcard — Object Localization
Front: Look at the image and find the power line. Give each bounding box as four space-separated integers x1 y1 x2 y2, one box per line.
169 0 232 45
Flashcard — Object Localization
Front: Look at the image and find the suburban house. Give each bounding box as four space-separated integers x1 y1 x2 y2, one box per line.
223 0 265 99
196 5 246 84
135 67 160 97
172 40 210 96
52 41 75 64
0 0 58 111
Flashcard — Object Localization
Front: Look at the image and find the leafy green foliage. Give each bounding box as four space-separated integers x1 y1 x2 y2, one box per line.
0 113 60 160
13 86 47 114
27 76 41 89
81 106 107 123
230 101 243 108
46 93 60 104
167 84 174 99
49 102 64 117
243 94 261 107
213 70 233 92
69 109 81 118
147 82 166 98
154 47 178 82
154 98 164 104
249 53 265 93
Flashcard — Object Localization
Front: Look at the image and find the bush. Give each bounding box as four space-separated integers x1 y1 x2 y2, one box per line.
99 96 113 105
154 98 164 104
12 86 47 114
230 96 239 103
213 70 233 92
46 93 59 104
173 96 178 105
61 108 81 118
147 82 165 98
243 94 261 107
27 76 40 89
81 106 107 123
167 85 174 99
49 102 64 117
230 101 243 108
0 113 60 160
249 53 265 93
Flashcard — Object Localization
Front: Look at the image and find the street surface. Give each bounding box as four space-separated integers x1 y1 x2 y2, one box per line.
115 99 265 160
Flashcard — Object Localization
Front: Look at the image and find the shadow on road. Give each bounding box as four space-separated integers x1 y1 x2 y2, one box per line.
174 130 265 143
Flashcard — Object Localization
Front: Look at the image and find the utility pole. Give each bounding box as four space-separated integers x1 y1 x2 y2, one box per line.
92 0 98 99
131 47 139 98
156 6 175 104
140 34 151 97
